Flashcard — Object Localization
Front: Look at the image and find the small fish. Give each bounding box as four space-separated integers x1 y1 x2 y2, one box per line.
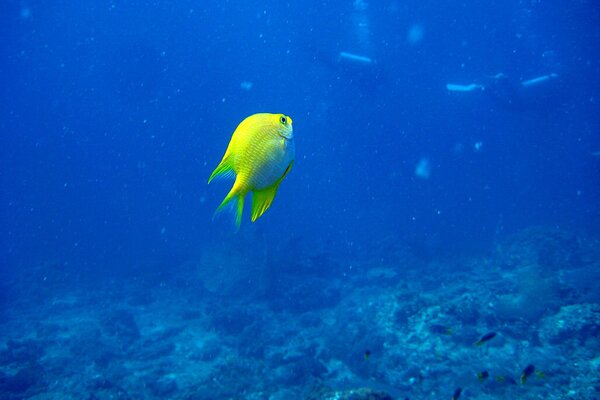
451 387 462 400
520 364 535 384
364 349 371 360
429 324 453 335
477 370 489 382
208 113 295 228
474 331 497 346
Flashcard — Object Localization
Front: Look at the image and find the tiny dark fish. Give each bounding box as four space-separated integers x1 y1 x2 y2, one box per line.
495 375 518 385
477 370 489 382
520 364 535 384
429 324 453 335
364 349 371 360
474 331 497 346
451 387 462 400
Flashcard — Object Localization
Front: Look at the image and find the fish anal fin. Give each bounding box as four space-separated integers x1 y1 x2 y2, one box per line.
251 184 280 222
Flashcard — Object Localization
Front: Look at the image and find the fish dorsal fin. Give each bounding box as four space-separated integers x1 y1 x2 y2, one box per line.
250 161 293 222
208 156 235 183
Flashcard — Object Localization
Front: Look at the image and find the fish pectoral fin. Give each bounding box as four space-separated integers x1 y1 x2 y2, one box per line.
281 160 293 180
250 184 280 222
208 157 234 184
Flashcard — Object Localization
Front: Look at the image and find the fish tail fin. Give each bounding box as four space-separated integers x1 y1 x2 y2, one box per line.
208 156 234 184
250 184 280 222
214 184 245 230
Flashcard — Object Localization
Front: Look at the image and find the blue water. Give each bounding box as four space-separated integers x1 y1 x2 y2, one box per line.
1 1 599 399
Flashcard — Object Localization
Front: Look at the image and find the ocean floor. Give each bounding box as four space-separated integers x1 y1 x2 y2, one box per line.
0 226 599 399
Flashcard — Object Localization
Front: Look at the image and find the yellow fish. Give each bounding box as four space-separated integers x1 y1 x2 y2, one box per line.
208 113 295 228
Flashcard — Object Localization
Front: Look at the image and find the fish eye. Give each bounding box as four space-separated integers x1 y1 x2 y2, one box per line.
280 116 287 124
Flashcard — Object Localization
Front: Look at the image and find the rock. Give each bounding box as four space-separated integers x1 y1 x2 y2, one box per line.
3 339 45 364
0 349 11 366
137 341 175 361
148 376 177 397
539 303 600 345
269 277 341 313
89 375 114 390
272 357 327 385
195 246 269 298
493 227 580 271
212 305 258 335
103 309 141 343
0 367 38 394
269 388 301 400
305 385 394 400
187 338 222 362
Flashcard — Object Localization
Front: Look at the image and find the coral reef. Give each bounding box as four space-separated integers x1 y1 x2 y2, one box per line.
539 303 600 346
0 227 598 399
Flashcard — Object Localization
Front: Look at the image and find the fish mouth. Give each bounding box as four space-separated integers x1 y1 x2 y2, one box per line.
278 130 293 140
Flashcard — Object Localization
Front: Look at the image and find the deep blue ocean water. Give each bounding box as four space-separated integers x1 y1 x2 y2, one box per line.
1 1 599 399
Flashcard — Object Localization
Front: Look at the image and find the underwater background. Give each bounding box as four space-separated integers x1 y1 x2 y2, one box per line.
1 0 599 399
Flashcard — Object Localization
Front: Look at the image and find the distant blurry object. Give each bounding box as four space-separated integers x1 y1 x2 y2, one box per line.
446 83 484 92
415 158 431 179
20 7 32 19
447 72 559 92
407 24 424 45
338 51 373 65
352 0 371 49
446 71 562 112
240 81 253 91
521 73 559 88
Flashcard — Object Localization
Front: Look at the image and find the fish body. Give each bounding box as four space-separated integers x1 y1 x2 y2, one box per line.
451 387 462 400
364 349 371 360
520 364 535 384
474 331 497 346
208 113 295 228
477 370 489 382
